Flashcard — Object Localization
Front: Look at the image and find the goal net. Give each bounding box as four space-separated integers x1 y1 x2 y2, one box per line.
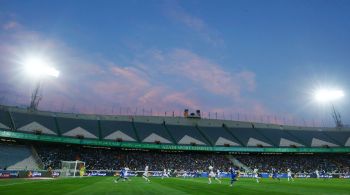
60 160 85 177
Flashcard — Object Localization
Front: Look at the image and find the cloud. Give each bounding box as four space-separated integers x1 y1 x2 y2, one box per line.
88 65 199 112
2 21 22 30
136 48 256 99
164 1 224 46
73 48 258 114
0 18 263 118
110 66 150 88
163 92 199 109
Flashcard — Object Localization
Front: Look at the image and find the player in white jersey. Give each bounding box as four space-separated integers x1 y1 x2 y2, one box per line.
216 169 221 178
315 170 320 179
287 168 294 182
142 165 151 182
182 170 188 178
124 167 130 181
253 168 260 183
167 169 171 177
162 168 169 179
208 165 221 184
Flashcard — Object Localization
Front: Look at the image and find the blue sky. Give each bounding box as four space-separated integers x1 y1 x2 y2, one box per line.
0 0 349 126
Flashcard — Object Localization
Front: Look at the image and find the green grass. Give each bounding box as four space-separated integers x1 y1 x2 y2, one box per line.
0 177 349 195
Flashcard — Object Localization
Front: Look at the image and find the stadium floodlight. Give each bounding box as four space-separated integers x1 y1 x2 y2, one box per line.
314 88 344 103
23 56 59 78
21 55 59 110
313 87 345 128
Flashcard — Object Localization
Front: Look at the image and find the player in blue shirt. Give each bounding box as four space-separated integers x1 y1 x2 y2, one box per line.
229 167 238 187
114 167 129 183
272 168 280 181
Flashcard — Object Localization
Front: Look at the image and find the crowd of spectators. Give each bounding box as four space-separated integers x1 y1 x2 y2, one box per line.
35 144 232 171
35 144 350 174
235 153 350 174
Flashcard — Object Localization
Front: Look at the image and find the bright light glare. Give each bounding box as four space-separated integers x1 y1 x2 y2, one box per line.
23 57 59 78
314 88 344 103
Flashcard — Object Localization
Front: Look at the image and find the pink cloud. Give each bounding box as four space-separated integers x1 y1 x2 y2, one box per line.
110 66 150 88
169 49 241 96
138 87 164 105
0 15 326 127
163 92 199 109
0 26 258 117
0 22 267 121
141 49 256 99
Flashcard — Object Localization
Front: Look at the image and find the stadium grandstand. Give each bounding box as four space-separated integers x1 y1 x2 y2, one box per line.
0 104 349 175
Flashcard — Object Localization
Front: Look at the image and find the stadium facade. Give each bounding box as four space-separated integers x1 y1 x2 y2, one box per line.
1 104 350 153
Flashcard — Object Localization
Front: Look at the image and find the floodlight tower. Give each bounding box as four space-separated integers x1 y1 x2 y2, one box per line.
314 88 345 128
331 104 343 128
22 56 59 110
29 82 42 110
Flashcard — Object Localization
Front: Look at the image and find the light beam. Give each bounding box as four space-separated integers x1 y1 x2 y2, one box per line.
23 56 59 78
314 88 344 103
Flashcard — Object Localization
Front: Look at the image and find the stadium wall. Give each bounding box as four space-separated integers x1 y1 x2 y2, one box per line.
1 105 350 151
1 130 350 153
2 105 348 131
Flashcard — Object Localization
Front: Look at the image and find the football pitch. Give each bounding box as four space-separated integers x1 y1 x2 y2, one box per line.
0 177 349 195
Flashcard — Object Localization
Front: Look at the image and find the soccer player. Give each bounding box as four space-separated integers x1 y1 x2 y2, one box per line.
287 168 294 182
167 169 171 177
162 168 169 179
217 169 221 178
237 169 241 181
79 165 86 177
114 167 129 183
142 165 151 182
253 168 260 183
182 170 188 178
48 166 53 178
208 165 221 184
124 167 130 181
315 169 320 179
321 170 327 180
229 167 238 187
272 168 280 181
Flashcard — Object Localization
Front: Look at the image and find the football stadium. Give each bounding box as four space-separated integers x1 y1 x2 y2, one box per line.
0 105 349 194
1 1 350 195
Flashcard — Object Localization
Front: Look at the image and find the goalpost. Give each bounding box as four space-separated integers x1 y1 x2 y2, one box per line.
60 160 85 177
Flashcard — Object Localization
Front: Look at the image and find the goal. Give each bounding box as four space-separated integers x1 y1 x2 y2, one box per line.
60 160 85 177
